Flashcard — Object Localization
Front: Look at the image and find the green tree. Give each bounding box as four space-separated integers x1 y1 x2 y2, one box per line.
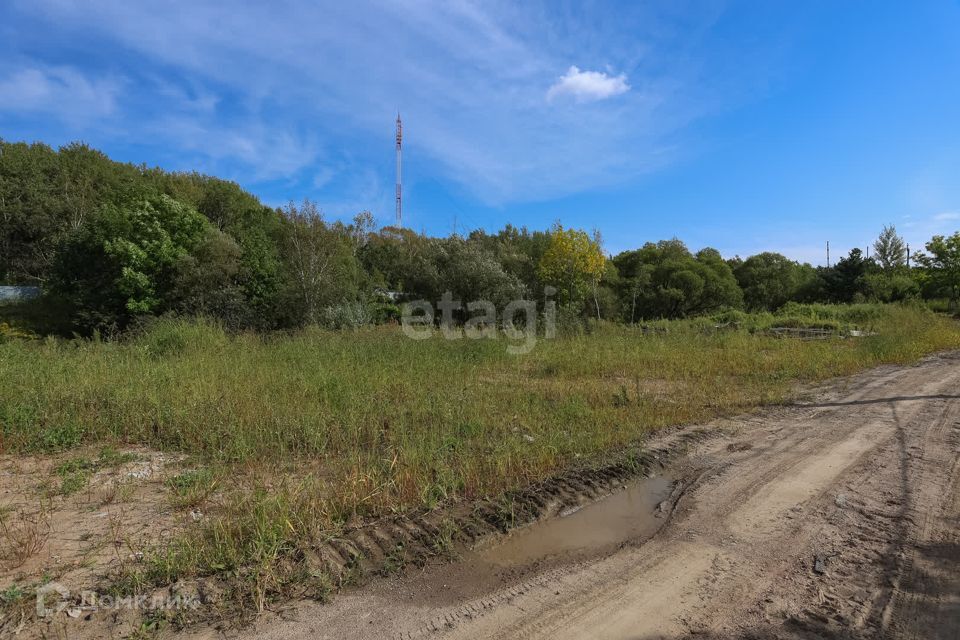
432 237 525 309
916 232 960 307
359 226 440 296
613 240 742 320
0 141 59 283
52 194 209 332
1 140 150 285
818 248 876 302
537 224 606 317
733 252 816 311
873 225 907 272
860 271 919 302
468 225 552 296
151 174 287 328
172 227 250 327
279 200 363 325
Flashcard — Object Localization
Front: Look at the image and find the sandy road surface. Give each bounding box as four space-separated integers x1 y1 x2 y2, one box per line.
241 352 960 640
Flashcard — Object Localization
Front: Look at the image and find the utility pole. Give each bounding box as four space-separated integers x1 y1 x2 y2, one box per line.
907 244 911 268
826 241 830 268
395 113 403 228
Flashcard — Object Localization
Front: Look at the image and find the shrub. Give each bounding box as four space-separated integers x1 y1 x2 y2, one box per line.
133 317 230 358
318 302 373 330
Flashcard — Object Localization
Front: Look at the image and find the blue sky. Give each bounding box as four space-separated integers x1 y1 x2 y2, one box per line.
1 1 958 264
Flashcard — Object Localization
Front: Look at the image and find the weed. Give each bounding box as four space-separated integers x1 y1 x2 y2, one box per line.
59 471 88 496
55 457 96 475
46 448 137 500
166 468 216 509
431 518 459 557
127 611 165 639
613 385 631 407
491 496 518 533
0 503 51 568
379 543 408 576
339 554 365 587
0 584 26 605
54 456 96 496
306 569 334 602
37 422 85 452
0 583 31 635
115 481 137 503
97 447 139 467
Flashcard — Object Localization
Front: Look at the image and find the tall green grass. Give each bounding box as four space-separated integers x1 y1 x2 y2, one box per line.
1 304 958 603
2 304 958 516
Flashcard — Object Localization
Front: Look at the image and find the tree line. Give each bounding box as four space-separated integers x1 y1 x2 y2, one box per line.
2 140 958 335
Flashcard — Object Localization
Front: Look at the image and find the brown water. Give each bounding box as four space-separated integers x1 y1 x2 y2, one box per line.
471 475 674 568
386 475 675 606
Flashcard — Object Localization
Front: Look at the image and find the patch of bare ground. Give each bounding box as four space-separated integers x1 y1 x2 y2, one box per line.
228 350 960 640
0 447 189 638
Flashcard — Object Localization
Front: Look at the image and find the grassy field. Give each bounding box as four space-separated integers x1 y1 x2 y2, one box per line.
2 302 959 607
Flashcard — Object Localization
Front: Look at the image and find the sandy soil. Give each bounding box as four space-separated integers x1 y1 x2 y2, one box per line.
0 448 190 637
234 351 960 640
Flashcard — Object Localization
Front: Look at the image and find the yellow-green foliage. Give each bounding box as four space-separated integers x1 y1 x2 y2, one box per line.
537 223 606 305
0 322 36 342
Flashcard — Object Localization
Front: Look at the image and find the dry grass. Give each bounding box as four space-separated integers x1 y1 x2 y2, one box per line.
0 503 51 569
1 303 958 608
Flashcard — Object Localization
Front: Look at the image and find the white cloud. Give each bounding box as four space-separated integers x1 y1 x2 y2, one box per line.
6 1 746 203
312 167 336 189
0 65 120 121
153 115 320 181
546 66 630 103
152 78 219 114
933 211 959 221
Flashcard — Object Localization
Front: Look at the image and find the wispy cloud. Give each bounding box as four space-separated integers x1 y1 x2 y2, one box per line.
933 211 960 221
152 115 321 181
1 0 762 208
0 65 121 122
547 66 630 103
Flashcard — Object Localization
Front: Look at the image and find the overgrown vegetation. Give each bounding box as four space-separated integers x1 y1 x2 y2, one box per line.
2 304 959 609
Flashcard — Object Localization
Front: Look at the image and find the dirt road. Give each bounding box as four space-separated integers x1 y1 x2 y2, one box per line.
242 352 960 640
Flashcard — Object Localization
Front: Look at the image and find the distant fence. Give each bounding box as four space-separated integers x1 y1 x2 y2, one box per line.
0 286 41 305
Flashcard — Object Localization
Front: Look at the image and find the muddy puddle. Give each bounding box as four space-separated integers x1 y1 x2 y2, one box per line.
472 475 674 567
405 475 675 605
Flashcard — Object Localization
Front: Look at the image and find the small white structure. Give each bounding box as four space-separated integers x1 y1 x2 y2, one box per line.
0 286 41 304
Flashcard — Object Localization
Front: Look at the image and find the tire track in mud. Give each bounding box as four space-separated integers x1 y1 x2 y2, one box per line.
768 388 953 638
878 384 960 639
312 428 718 590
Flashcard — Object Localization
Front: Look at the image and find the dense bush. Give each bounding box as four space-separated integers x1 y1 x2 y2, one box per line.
613 240 743 320
732 252 818 311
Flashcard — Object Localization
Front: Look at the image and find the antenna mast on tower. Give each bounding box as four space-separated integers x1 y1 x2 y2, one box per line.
395 113 403 227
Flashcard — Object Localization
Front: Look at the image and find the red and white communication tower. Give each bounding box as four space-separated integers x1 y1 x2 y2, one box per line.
395 113 403 227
